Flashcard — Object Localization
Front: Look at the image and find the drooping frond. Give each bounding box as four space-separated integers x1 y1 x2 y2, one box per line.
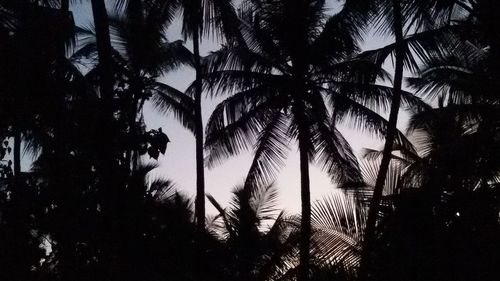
326 89 417 156
205 95 274 168
150 82 196 134
406 40 491 103
244 111 290 190
308 93 362 184
308 11 361 66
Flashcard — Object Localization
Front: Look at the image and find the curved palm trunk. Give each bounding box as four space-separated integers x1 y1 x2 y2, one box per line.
358 1 404 280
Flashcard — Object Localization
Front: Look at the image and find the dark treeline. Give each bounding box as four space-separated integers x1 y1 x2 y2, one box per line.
0 0 499 281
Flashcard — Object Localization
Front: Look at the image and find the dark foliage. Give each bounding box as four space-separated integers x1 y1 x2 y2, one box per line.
0 1 498 281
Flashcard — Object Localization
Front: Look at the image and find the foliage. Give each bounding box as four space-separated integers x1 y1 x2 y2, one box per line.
0 1 498 281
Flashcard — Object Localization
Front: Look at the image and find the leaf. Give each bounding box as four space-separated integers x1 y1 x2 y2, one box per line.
147 146 159 160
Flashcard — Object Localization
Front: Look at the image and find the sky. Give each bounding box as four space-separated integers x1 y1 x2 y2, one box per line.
68 0 405 214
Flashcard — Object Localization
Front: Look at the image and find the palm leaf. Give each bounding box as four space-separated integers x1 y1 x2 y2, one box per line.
244 111 290 190
151 82 196 134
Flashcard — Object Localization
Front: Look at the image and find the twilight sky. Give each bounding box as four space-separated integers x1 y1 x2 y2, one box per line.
69 0 406 214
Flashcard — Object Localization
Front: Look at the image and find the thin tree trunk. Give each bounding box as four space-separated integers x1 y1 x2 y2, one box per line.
55 3 75 280
192 20 207 281
90 0 116 198
298 118 311 281
89 0 115 193
193 27 205 234
358 1 404 280
126 77 140 175
89 1 119 280
90 0 114 141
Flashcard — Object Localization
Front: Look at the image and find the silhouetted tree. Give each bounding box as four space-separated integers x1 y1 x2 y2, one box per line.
355 1 468 279
140 0 242 235
203 1 425 279
75 0 191 173
207 183 299 281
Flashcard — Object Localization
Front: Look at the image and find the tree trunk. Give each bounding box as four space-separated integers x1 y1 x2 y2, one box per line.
192 20 207 281
298 115 311 281
358 1 404 280
55 3 76 280
89 0 116 192
90 0 114 147
193 27 205 234
90 0 116 194
89 1 120 280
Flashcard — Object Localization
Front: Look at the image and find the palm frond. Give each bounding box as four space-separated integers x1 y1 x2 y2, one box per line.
244 111 289 190
358 25 458 73
249 183 280 223
148 177 177 201
308 97 362 184
340 159 406 205
151 82 196 134
327 90 418 155
206 193 235 238
203 0 242 42
204 90 277 168
310 192 365 269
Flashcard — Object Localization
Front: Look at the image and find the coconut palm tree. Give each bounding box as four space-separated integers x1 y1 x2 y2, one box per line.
203 1 423 279
207 183 298 281
403 36 500 190
355 1 471 278
357 106 500 281
159 0 241 233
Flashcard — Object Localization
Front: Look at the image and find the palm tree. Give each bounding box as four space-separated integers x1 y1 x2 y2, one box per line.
357 107 500 281
403 36 500 190
162 0 241 233
203 1 422 279
109 0 191 171
207 183 298 281
355 1 469 278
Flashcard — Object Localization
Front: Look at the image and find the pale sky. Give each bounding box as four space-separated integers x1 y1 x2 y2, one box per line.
68 0 406 214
